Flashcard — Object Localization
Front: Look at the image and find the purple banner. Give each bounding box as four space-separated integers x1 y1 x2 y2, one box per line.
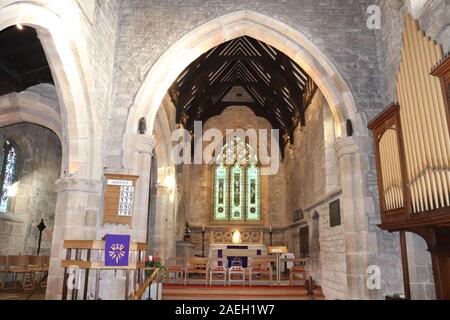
105 234 131 267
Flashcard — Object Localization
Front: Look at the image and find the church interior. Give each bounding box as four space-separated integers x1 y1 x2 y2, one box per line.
0 0 448 301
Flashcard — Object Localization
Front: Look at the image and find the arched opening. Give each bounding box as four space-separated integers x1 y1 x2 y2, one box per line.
0 123 62 297
0 1 101 299
126 11 393 299
406 232 436 300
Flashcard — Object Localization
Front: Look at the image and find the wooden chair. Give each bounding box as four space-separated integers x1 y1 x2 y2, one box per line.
5 255 33 289
0 256 8 289
185 258 209 286
166 256 186 284
288 259 307 286
27 256 45 288
40 256 49 288
248 258 273 287
228 266 245 287
209 258 228 286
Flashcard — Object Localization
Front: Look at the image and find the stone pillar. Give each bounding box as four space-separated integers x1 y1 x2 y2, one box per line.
148 184 177 260
129 134 157 243
46 178 102 300
335 136 377 299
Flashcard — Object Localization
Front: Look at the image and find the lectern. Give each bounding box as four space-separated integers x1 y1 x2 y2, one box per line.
268 246 288 285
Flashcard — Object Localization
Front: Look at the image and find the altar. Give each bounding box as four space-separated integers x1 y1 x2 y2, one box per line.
208 230 267 268
209 243 267 268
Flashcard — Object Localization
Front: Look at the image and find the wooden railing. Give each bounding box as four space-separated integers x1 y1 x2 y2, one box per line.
61 240 147 300
131 267 160 300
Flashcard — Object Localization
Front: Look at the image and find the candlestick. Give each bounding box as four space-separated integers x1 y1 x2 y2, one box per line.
201 228 206 257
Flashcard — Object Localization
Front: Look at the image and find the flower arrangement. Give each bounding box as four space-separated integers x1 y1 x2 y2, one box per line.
145 255 166 277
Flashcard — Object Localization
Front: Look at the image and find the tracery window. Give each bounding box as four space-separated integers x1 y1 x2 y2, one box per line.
0 139 17 213
213 137 260 221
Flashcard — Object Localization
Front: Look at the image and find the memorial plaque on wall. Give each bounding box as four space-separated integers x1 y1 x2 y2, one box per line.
103 174 139 225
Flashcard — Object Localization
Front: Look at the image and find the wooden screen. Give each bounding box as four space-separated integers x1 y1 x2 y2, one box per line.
396 15 450 214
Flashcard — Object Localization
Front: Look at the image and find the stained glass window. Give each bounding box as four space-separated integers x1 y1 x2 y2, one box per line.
213 164 228 220
213 137 260 221
230 163 244 220
0 139 17 213
246 164 260 220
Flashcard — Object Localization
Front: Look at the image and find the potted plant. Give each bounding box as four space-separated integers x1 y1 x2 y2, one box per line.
144 255 166 300
145 255 166 276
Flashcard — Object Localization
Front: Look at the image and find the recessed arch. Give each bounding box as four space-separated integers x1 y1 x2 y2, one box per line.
0 91 62 141
125 10 365 163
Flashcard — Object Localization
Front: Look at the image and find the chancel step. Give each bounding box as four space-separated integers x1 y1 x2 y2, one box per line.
162 284 325 300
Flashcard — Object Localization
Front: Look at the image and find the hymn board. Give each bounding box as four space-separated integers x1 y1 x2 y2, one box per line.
103 174 138 225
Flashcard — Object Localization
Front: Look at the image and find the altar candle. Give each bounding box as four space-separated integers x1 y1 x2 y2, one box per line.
202 225 205 232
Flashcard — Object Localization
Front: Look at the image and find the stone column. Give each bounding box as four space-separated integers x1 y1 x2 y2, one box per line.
46 177 102 300
93 134 157 300
148 183 177 260
128 134 157 243
335 136 378 299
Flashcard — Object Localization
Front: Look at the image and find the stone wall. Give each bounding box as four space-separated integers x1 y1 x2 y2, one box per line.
375 0 450 106
283 91 347 299
0 123 61 256
107 0 384 168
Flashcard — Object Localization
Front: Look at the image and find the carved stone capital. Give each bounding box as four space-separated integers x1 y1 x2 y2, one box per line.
335 137 360 158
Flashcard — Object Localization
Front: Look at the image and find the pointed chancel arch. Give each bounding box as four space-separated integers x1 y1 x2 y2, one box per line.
124 10 387 300
124 10 367 154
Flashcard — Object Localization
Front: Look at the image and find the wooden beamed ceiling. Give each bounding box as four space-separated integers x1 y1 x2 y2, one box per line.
0 26 53 96
169 36 317 145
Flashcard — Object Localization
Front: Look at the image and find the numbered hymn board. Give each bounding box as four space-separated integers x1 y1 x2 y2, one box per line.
103 174 139 225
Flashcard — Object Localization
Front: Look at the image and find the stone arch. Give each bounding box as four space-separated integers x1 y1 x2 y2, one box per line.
0 1 101 179
0 91 62 142
0 1 104 299
124 10 366 160
124 10 387 299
